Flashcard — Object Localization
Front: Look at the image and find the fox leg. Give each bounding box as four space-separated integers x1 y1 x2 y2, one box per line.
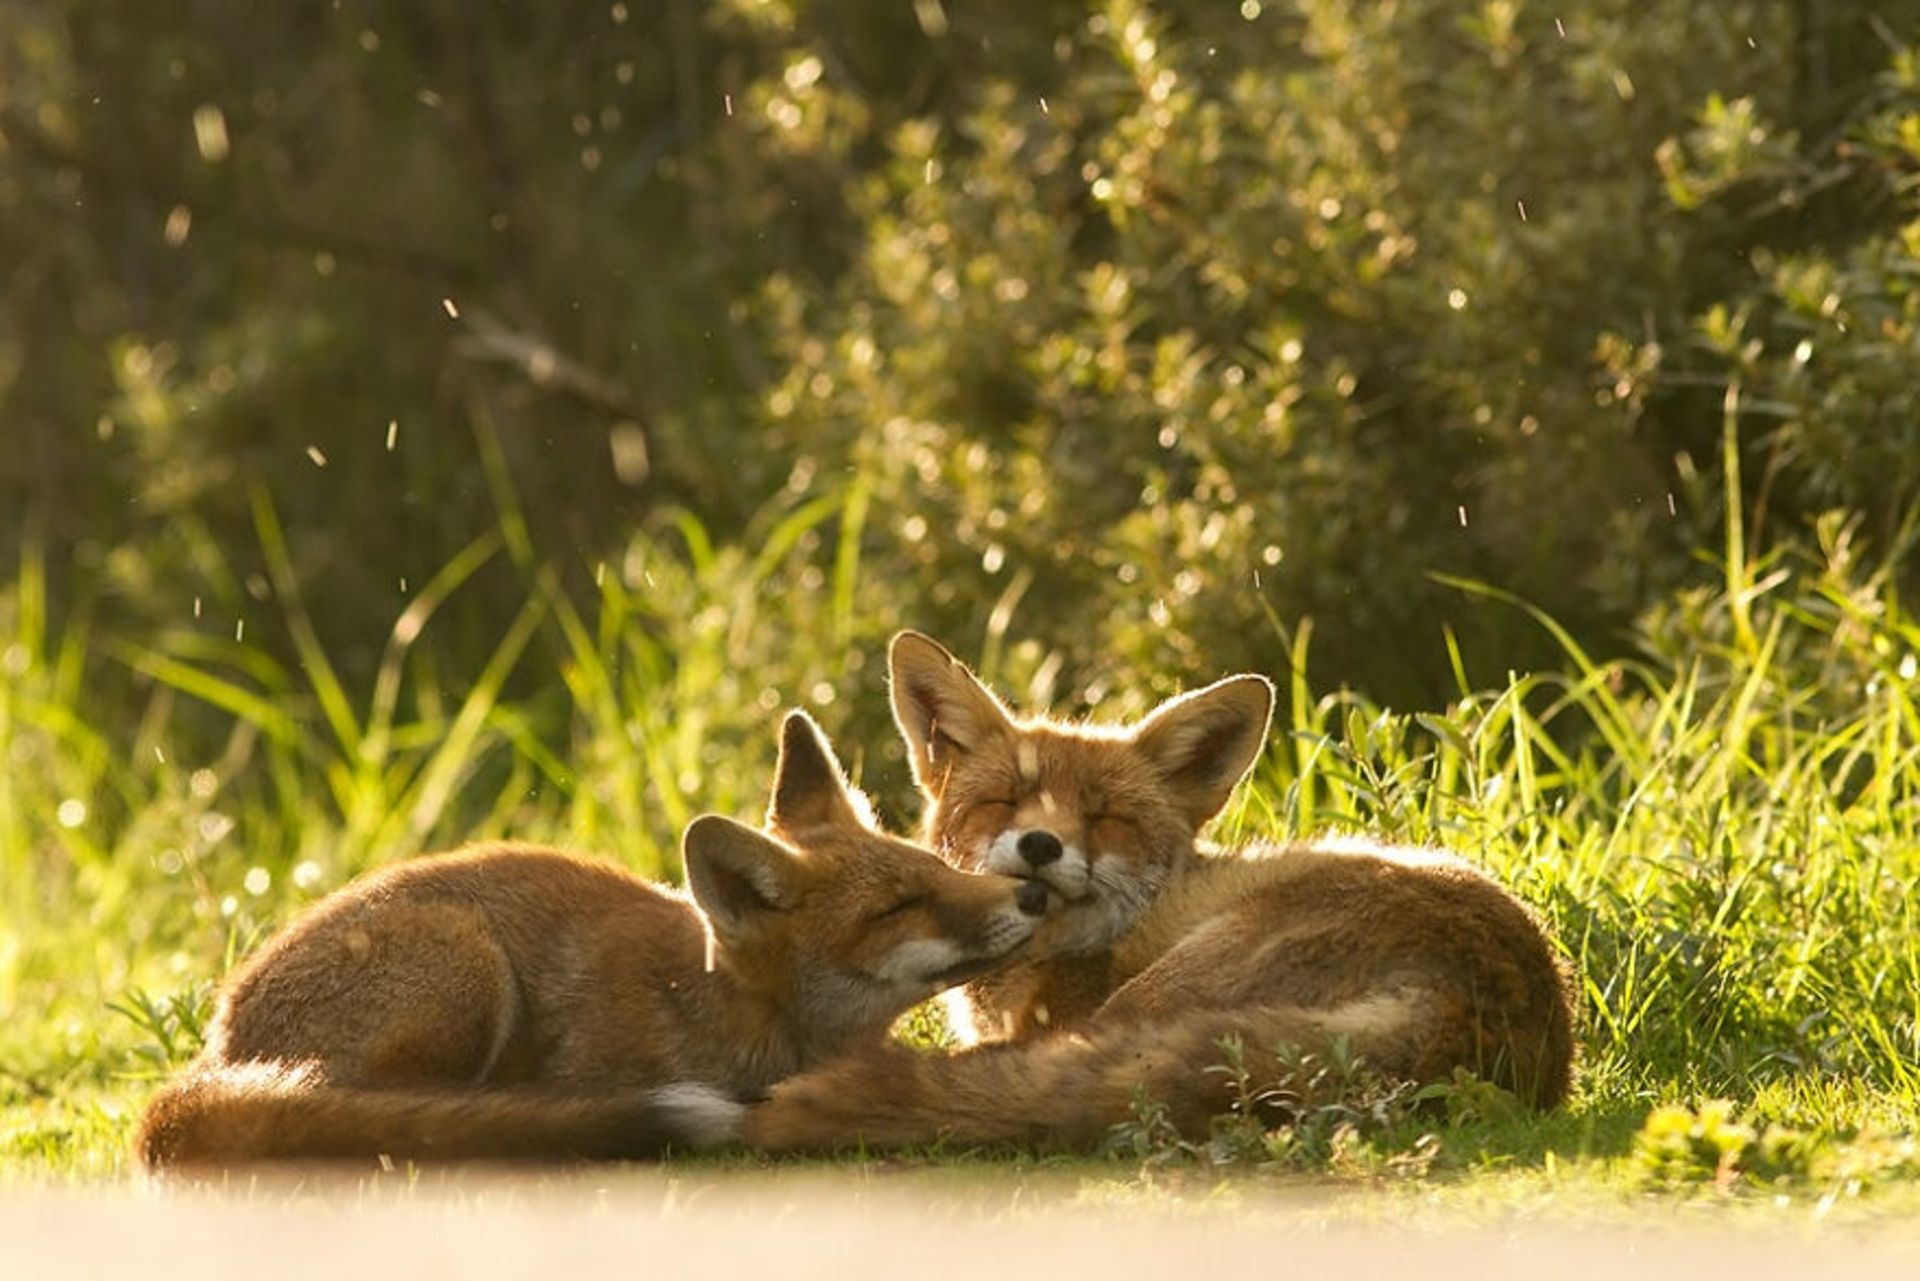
1095 901 1379 1026
742 1036 1077 1153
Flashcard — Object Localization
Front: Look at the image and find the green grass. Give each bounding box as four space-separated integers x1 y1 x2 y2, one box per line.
3 476 1919 1223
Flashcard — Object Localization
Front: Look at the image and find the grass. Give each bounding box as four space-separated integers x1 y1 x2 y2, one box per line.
3 470 1919 1226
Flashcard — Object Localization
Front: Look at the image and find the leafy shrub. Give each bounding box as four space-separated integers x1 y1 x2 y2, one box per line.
1664 47 1920 542
2 3 1914 710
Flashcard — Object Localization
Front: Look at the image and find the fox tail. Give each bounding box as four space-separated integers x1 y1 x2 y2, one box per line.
745 992 1568 1152
136 1062 743 1171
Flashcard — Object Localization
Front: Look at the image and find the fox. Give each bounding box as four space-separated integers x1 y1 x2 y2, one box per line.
135 709 1049 1169
740 632 1576 1152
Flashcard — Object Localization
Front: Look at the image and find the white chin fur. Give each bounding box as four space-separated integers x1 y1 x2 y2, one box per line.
874 910 1036 987
873 937 970 986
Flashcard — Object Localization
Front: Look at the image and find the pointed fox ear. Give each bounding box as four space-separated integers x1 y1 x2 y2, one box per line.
1131 675 1274 828
767 710 865 832
683 815 807 938
889 631 1015 796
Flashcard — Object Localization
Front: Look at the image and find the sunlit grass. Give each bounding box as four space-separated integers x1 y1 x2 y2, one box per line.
2 475 1918 1214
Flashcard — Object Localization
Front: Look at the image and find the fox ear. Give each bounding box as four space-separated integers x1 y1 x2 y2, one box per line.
1131 675 1274 828
683 815 806 937
889 631 1015 796
767 710 866 832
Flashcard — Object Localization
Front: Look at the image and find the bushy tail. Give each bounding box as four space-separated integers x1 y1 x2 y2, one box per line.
136 1062 742 1171
746 993 1556 1152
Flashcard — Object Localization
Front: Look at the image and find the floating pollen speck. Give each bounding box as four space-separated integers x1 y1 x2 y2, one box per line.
192 104 229 162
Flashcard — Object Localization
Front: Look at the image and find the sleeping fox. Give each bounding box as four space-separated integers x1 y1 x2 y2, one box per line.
136 709 1048 1168
742 633 1576 1151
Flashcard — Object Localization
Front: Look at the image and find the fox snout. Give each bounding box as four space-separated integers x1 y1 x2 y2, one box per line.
1017 831 1063 867
967 871 1050 940
988 827 1093 900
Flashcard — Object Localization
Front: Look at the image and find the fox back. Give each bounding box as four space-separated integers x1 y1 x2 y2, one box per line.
137 710 1045 1170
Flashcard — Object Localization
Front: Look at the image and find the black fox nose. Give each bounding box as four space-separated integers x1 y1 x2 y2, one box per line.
1014 880 1049 917
1016 830 1063 867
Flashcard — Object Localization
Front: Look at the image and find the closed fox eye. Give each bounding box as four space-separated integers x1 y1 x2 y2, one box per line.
870 893 931 922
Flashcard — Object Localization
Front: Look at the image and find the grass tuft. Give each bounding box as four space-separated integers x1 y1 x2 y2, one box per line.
2 488 1918 1209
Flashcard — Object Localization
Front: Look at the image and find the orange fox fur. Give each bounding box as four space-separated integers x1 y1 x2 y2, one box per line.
742 633 1575 1151
136 710 1046 1169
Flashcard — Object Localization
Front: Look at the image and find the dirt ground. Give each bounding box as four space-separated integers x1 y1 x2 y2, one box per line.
7 1172 1919 1280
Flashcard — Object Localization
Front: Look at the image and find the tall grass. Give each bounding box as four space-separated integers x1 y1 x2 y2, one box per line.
1227 502 1920 1109
3 457 1918 1176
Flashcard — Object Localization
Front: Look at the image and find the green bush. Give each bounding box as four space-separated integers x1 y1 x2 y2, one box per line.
2 3 1915 715
1655 45 1920 540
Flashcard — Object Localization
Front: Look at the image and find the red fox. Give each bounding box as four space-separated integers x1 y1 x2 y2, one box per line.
136 709 1048 1169
741 633 1576 1151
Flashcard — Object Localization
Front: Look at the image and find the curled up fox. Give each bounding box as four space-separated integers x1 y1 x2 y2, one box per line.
739 633 1577 1151
136 710 1047 1168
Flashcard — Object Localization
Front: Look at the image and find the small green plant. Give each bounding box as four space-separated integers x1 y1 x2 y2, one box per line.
1105 1036 1444 1178
1630 1100 1817 1191
107 984 214 1076
890 999 959 1052
1105 1087 1195 1169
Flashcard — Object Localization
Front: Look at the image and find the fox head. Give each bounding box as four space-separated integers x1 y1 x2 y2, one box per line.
887 631 1273 958
681 710 1047 1052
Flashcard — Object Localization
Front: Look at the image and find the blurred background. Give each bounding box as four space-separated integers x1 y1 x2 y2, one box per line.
2 0 1917 851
